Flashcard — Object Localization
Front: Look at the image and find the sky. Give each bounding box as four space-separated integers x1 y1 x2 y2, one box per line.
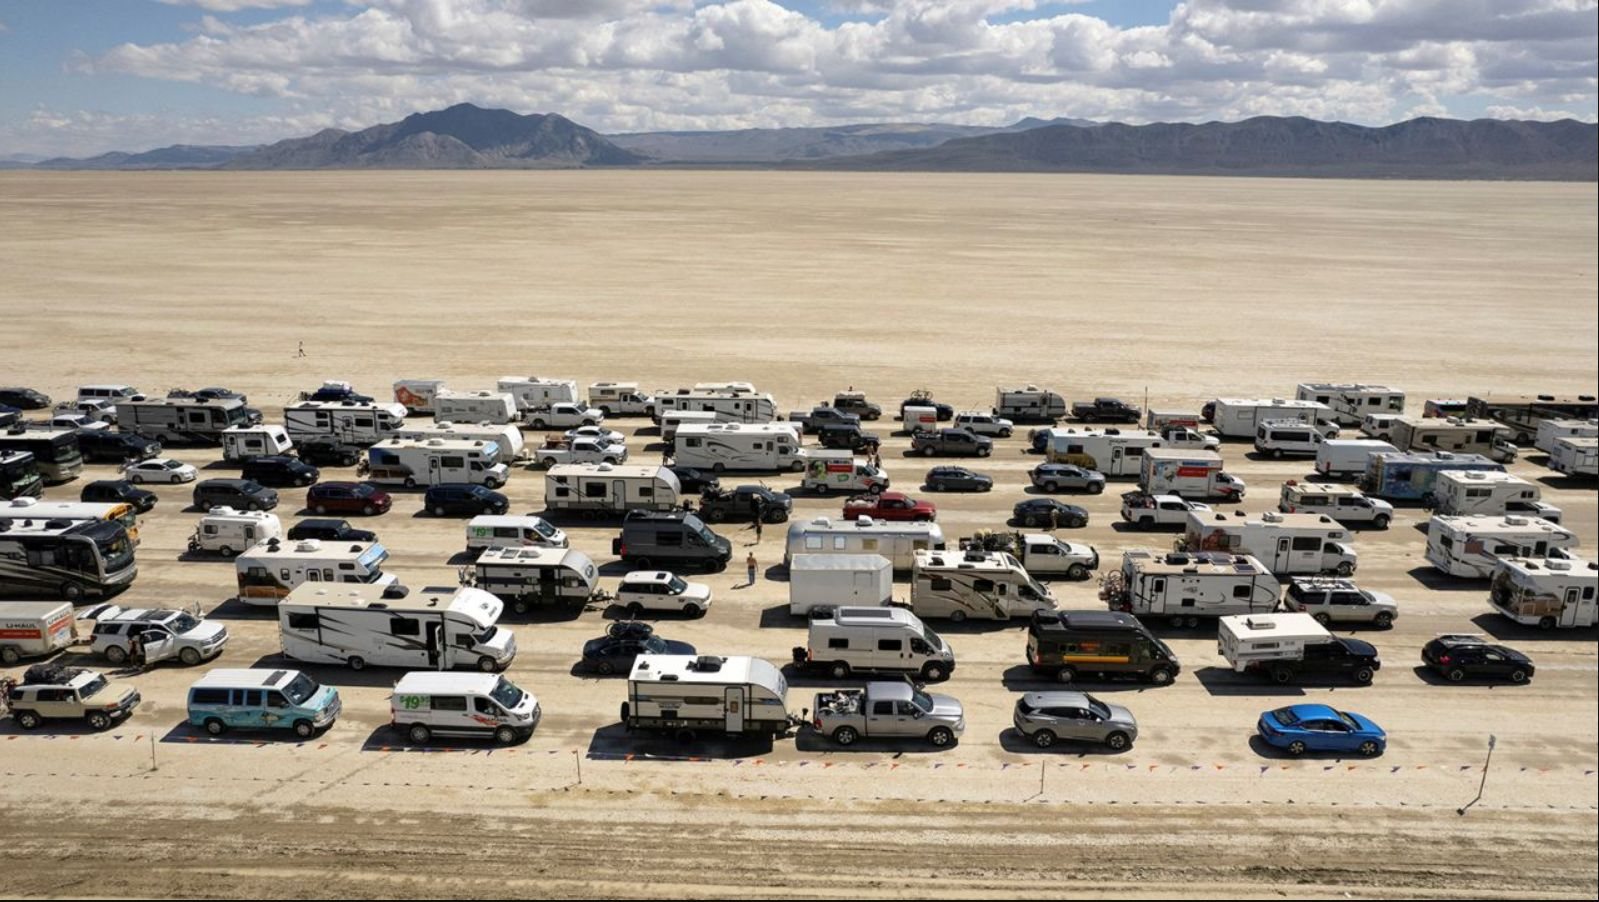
0 0 1595 158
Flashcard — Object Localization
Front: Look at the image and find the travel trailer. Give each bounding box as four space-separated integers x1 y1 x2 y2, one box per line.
1424 515 1579 579
1315 438 1398 479
467 546 598 614
189 508 282 557
908 548 1056 621
995 385 1067 423
1185 510 1357 576
392 379 446 414
787 554 894 615
623 654 793 739
542 464 682 516
802 606 955 681
1464 393 1599 444
1548 437 1598 478
671 423 805 473
1489 556 1597 629
1046 429 1164 476
1389 416 1517 462
1294 383 1406 427
1535 419 1598 455
234 538 394 605
284 400 407 445
1279 481 1395 528
0 600 77 665
1099 549 1278 627
1359 451 1503 501
220 425 293 462
278 582 516 672
496 376 578 410
432 390 518 426
392 421 525 463
1209 398 1335 438
116 397 253 444
1138 449 1246 501
586 382 656 417
1145 410 1204 431
364 438 509 488
1431 470 1562 522
653 388 778 424
785 516 946 571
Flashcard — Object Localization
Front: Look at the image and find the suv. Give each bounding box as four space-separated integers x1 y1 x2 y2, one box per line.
1012 691 1138 750
611 510 732 572
832 391 881 420
423 483 509 517
0 387 51 410
286 518 378 544
1029 463 1106 494
75 428 161 463
295 436 363 467
88 607 228 667
817 423 881 453
241 455 320 487
2 664 140 731
1421 634 1535 683
193 478 279 512
911 428 992 458
953 411 1014 438
614 571 713 617
81 479 157 513
898 392 953 422
307 481 392 516
1283 578 1397 628
924 466 992 493
697 485 793 524
305 381 372 403
792 406 860 434
1013 498 1088 529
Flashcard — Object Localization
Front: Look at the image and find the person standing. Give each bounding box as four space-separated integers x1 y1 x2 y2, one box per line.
745 552 758 587
1048 505 1060 532
751 501 765 544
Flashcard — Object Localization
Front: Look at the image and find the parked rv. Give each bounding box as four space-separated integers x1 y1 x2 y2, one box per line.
1138 449 1245 502
1209 398 1335 438
1489 556 1597 629
116 397 252 445
221 425 293 463
787 554 894 616
1390 416 1518 462
785 516 946 571
188 508 282 557
234 538 394 605
651 388 776 424
1430 470 1562 522
392 378 446 414
586 382 656 417
468 546 598 614
909 548 1055 621
799 606 955 681
1099 549 1277 627
498 376 579 411
390 672 539 745
812 682 966 748
1359 451 1503 500
432 389 518 426
279 583 515 672
284 400 407 446
1464 393 1599 445
1025 610 1179 685
544 464 682 516
996 386 1068 423
672 422 803 473
1045 429 1163 476
1279 481 1394 528
365 437 509 488
623 654 794 739
1294 383 1406 427
1185 510 1357 576
1424 515 1578 579
659 410 722 442
392 421 525 464
1548 436 1598 478
1217 613 1380 686
1534 418 1598 455
611 510 732 572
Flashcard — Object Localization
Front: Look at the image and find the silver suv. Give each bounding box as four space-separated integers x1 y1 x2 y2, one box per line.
1012 691 1138 750
88 606 228 667
1282 578 1397 628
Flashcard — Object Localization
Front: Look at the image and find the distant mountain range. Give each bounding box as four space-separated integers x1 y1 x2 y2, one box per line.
17 104 1595 180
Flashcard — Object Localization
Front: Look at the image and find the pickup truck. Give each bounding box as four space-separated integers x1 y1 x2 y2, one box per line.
1157 426 1221 451
832 392 882 420
1072 398 1143 423
1245 635 1381 685
697 485 793 523
2 664 141 732
962 531 1099 580
787 406 861 434
911 428 992 458
523 403 603 430
811 682 966 748
1120 492 1212 530
817 423 881 453
533 436 627 468
842 491 936 522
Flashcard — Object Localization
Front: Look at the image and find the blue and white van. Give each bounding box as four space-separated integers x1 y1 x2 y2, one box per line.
186 668 341 738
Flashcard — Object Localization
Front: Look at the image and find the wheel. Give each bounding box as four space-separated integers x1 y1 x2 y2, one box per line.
512 599 531 616
922 446 936 456
1374 611 1393 629
999 429 1012 438
179 647 202 666
832 725 859 746
495 725 519 745
596 659 616 676
531 419 546 430
1509 669 1528 683
1313 613 1332 627
1023 514 1041 528
949 610 967 624
15 710 44 730
1373 515 1391 529
1044 481 1059 493
432 505 447 517
599 407 612 417
627 602 645 617
347 656 366 671
477 656 499 673
404 477 417 489
1335 562 1355 577
105 645 129 666
829 661 851 680
293 720 315 739
631 557 652 570
247 502 260 512
1270 665 1295 685
1287 740 1307 756
673 729 696 744
1272 449 1284 460
927 726 954 747
200 500 215 512
712 463 726 473
921 662 947 681
1358 740 1381 757
1538 616 1556 631
1032 729 1056 749
219 545 235 558
977 447 990 458
1136 518 1153 531
0 646 19 666
790 460 805 473
1352 666 1375 685
1148 666 1174 686
926 483 939 492
204 718 226 736
1087 483 1104 495
1104 731 1130 751
362 504 375 516
704 508 725 523
61 582 85 602
315 504 329 515
1066 563 1087 580
1054 666 1076 685
131 475 144 485
408 723 432 744
682 603 702 617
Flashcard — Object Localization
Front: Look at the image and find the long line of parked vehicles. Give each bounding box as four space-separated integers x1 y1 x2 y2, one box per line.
1 378 1595 758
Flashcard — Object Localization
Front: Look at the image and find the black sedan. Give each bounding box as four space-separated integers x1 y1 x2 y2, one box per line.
1422 635 1535 684
923 466 993 492
667 466 720 495
287 518 378 544
0 387 51 410
80 479 158 513
1013 498 1089 529
581 634 695 676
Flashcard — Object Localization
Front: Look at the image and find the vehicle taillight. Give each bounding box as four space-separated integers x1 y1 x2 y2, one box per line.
1438 655 1450 665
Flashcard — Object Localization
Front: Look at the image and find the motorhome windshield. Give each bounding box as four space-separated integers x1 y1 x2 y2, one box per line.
283 673 320 705
490 676 525 709
474 625 498 646
919 623 945 652
96 529 134 571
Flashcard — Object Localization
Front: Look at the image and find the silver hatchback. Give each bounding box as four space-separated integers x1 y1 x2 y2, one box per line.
1012 691 1138 751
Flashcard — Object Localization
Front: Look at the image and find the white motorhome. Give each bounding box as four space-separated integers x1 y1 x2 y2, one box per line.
468 546 598 614
1185 510 1357 576
671 422 805 473
1279 482 1395 528
221 425 293 462
1424 515 1579 579
1145 410 1204 431
392 421 525 463
364 437 509 488
1254 419 1336 458
803 606 955 681
279 583 516 672
496 376 578 410
1295 383 1406 427
1431 470 1562 523
995 385 1067 423
587 382 656 417
801 450 889 494
653 389 777 424
1535 419 1598 455
1315 438 1398 478
390 671 541 745
1391 416 1517 462
234 538 395 605
787 554 894 616
909 548 1055 622
1217 613 1335 672
1138 449 1246 501
660 410 723 441
623 654 792 739
1489 556 1597 629
1046 428 1164 476
1101 549 1278 627
189 508 282 557
284 400 407 445
1548 436 1598 478
785 516 946 571
392 379 446 414
0 600 76 665
543 464 682 515
1209 398 1335 439
432 390 518 426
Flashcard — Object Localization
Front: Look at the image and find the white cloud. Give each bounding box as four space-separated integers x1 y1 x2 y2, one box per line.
155 0 314 11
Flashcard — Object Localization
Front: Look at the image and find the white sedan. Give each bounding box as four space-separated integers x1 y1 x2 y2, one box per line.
123 457 198 484
564 425 625 445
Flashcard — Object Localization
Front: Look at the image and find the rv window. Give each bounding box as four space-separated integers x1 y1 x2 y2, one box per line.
871 701 894 716
354 417 374 428
1291 537 1321 552
553 487 570 498
930 577 952 591
1232 585 1251 599
191 688 230 705
307 570 321 582
913 540 929 551
430 696 467 712
974 579 995 593
203 525 218 535
1584 588 1595 600
286 612 319 630
832 537 847 551
583 483 606 498
877 639 903 652
390 618 421 637
861 539 879 551
827 638 848 650
279 568 292 581
685 438 702 448
442 456 465 469
455 633 475 648
1125 446 1144 457
1492 544 1518 556
804 537 822 551
638 487 653 497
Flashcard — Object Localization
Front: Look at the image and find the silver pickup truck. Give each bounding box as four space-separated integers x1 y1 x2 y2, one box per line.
811 682 965 748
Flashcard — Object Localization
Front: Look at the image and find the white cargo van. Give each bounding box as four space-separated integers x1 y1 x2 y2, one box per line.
788 554 894 616
802 606 955 681
390 671 540 745
464 514 567 552
1254 419 1335 458
1315 438 1398 479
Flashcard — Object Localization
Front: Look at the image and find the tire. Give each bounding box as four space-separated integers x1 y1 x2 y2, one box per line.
477 656 499 673
1447 668 1466 682
404 477 417 489
599 407 612 417
1287 740 1307 756
105 645 129 666
179 647 202 666
219 545 236 558
927 727 954 748
704 508 725 523
683 603 702 618
1136 518 1153 531
432 505 447 517
712 463 726 474
131 475 144 485
15 709 45 730
1313 613 1332 627
1335 562 1355 577
512 599 531 616
949 610 967 624
1373 515 1391 530
347 656 366 671
1538 616 1557 631
1509 669 1528 683
673 729 696 745
922 446 936 457
62 582 85 603
1054 666 1076 685
200 500 215 512
1353 666 1374 685
829 661 851 680
921 662 947 682
1358 740 1381 757
790 460 805 473
1148 666 1175 686
602 458 617 465
1272 449 1284 460
1374 611 1394 629
293 720 315 739
531 419 547 430
362 504 375 516
631 557 652 570
627 602 645 617
0 646 18 666
814 484 829 495
832 725 859 746
1270 665 1295 685
494 725 519 745
204 717 226 736
408 723 432 744
596 660 615 676
1104 731 1130 751
315 504 329 515
1088 482 1104 495
1031 729 1056 748
1044 481 1059 493
1066 563 1087 581
977 447 990 458
1023 514 1041 528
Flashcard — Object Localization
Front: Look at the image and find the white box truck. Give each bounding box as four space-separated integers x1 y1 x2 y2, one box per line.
787 553 894 615
1139 449 1246 502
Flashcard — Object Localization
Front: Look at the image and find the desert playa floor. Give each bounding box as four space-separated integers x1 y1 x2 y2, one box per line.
0 172 1595 899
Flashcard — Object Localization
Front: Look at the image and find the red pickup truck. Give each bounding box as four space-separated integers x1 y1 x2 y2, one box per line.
842 491 937 522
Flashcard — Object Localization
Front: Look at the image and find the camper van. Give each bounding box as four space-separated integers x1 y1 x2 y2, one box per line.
284 400 407 445
1315 439 1398 479
187 668 341 738
1185 511 1357 576
1046 429 1163 476
1279 482 1395 528
1025 610 1180 685
1548 436 1598 478
1489 556 1597 629
279 583 516 672
1424 515 1579 579
1294 383 1406 427
1390 416 1517 462
390 671 540 745
1209 398 1335 439
0 600 77 666
587 382 656 417
1359 451 1503 500
1216 612 1380 685
671 422 804 473
785 516 946 571
801 450 890 494
1254 420 1336 458
787 554 894 616
1534 419 1598 455
364 437 509 489
1138 449 1246 501
1431 470 1562 522
189 508 282 557
909 549 1055 621
623 654 793 739
802 606 955 681
496 376 578 411
1100 549 1278 627
995 385 1067 423
468 546 598 614
652 389 778 424
464 515 567 552
234 538 394 605
221 425 293 462
392 378 446 414
543 464 682 515
391 421 525 463
432 390 518 426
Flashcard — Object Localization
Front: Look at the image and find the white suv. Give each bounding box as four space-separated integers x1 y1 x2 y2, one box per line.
953 411 1014 438
614 571 713 617
88 606 229 666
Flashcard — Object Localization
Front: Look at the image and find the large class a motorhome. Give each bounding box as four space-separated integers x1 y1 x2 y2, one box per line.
908 548 1055 621
670 422 805 473
1294 383 1406 427
234 538 395 605
1208 398 1335 438
1099 548 1278 626
364 437 510 488
784 516 946 571
1424 515 1579 579
117 397 253 444
1489 556 1597 629
279 582 516 672
1464 393 1598 445
284 399 407 445
542 464 682 515
1184 510 1357 576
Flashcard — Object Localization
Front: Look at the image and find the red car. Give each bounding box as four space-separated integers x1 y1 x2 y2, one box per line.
306 481 392 516
842 491 936 522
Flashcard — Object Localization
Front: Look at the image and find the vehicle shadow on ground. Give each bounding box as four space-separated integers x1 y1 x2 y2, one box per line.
1468 613 1598 642
1109 521 1182 535
502 603 588 624
1406 567 1483 592
1536 474 1595 491
1192 666 1308 698
928 618 1030 635
1407 664 1531 688
174 550 237 564
358 724 528 752
201 597 278 621
996 728 1130 756
159 721 326 746
585 722 775 760
792 725 951 755
244 653 403 689
1246 734 1380 761
599 605 706 624
998 665 1156 694
758 604 809 629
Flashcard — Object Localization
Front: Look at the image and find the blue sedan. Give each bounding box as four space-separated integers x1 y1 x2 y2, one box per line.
1257 704 1386 757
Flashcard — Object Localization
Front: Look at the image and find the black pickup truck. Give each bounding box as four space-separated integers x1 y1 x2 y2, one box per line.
1071 398 1143 423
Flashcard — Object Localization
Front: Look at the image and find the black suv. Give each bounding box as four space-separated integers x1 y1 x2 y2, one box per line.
1421 635 1535 683
241 455 320 487
306 384 373 403
295 436 363 467
612 510 732 572
924 466 993 492
75 428 161 463
697 485 793 524
286 518 378 543
817 423 881 453
81 479 157 513
666 466 720 495
424 483 509 517
0 387 51 410
1013 498 1088 529
193 478 279 512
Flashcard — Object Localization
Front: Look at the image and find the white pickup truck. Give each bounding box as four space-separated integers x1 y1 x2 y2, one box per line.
1157 426 1221 451
523 403 603 430
532 436 627 468
1120 492 1211 530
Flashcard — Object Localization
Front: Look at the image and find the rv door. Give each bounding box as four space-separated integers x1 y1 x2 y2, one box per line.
1563 588 1581 627
1276 537 1291 571
426 621 443 669
724 686 744 732
612 479 625 507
